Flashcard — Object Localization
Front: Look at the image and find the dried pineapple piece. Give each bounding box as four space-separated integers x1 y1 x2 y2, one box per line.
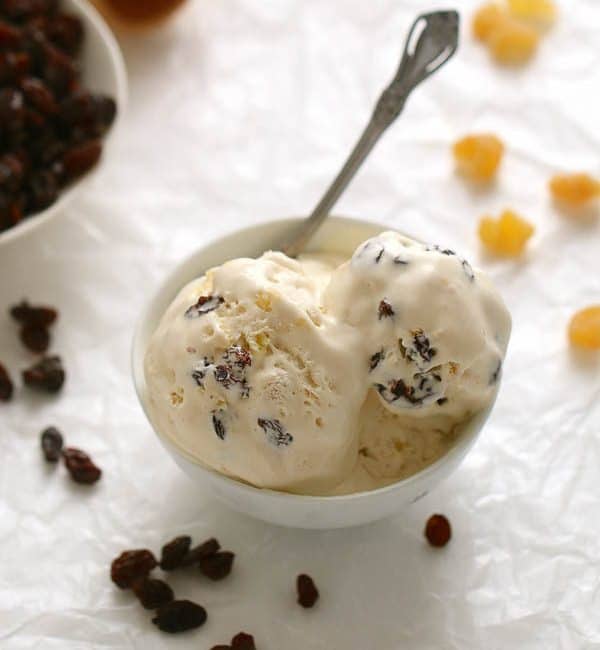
549 173 600 207
478 209 535 256
453 134 504 182
569 306 600 350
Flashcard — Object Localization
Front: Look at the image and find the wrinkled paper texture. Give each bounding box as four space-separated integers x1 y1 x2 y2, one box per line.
1 0 599 648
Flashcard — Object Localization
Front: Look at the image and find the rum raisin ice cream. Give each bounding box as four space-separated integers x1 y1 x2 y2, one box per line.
144 231 511 495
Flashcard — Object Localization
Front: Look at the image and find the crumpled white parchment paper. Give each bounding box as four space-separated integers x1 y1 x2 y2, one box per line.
1 0 599 648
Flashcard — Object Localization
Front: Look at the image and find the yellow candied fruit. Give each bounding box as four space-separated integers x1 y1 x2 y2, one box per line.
508 0 556 24
473 2 508 42
478 209 535 256
549 173 600 207
453 134 505 182
248 331 270 352
255 291 273 312
569 306 600 350
489 17 539 64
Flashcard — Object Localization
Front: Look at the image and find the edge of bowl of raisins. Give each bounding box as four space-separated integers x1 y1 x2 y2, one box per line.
0 0 127 244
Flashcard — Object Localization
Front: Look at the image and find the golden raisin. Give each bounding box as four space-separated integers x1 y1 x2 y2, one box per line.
549 173 600 207
568 306 600 350
488 17 539 64
473 3 508 42
478 209 535 256
453 134 504 182
507 0 556 25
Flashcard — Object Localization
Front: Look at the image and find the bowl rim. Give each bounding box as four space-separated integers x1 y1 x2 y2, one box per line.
0 0 128 246
132 215 499 503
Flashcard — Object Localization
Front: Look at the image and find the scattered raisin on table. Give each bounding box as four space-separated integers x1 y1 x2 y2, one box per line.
40 425 63 461
231 632 256 650
20 322 50 352
297 574 319 608
110 549 158 589
424 514 452 547
132 577 174 610
0 362 14 401
198 551 234 581
22 354 65 392
181 537 220 567
62 447 101 484
10 299 57 327
152 599 207 634
159 535 191 571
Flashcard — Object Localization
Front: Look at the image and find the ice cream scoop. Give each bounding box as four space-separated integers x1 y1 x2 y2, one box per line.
144 231 510 495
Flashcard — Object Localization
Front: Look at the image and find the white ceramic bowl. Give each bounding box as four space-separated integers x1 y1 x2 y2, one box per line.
132 216 500 529
0 0 127 245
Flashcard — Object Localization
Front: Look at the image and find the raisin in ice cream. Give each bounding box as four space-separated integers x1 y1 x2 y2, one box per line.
144 231 511 495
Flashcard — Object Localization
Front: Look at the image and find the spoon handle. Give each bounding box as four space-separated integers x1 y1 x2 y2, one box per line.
282 10 459 258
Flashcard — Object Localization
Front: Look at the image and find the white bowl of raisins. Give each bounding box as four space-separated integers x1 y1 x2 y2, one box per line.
132 216 501 529
0 0 127 243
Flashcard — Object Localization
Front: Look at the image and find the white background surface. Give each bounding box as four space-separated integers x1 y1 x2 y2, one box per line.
1 0 599 647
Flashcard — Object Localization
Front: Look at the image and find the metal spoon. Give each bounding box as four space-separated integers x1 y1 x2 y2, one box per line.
281 10 460 258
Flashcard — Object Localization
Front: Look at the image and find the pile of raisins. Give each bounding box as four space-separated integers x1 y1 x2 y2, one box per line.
0 0 117 234
110 534 236 634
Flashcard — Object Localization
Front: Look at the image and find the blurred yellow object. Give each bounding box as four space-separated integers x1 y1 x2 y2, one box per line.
92 0 187 28
568 306 600 350
453 134 504 182
488 17 539 64
549 173 600 207
508 0 557 24
478 210 535 257
472 3 508 42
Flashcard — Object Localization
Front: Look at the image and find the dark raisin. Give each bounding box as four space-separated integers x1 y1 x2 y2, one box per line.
40 425 63 461
10 300 57 327
110 549 158 589
21 76 58 114
20 323 50 352
152 600 207 634
181 537 220 567
378 299 394 320
41 42 77 96
224 345 251 368
257 418 293 447
62 447 101 484
184 295 224 318
490 359 502 385
297 574 319 608
369 349 384 371
0 20 23 49
212 411 226 440
30 13 83 55
2 0 58 21
26 169 58 211
231 632 256 650
159 535 192 571
132 577 174 610
198 551 234 581
436 397 448 406
61 139 101 181
424 514 452 547
0 153 25 192
93 94 116 132
0 88 25 133
0 362 14 401
461 258 475 281
22 355 64 392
